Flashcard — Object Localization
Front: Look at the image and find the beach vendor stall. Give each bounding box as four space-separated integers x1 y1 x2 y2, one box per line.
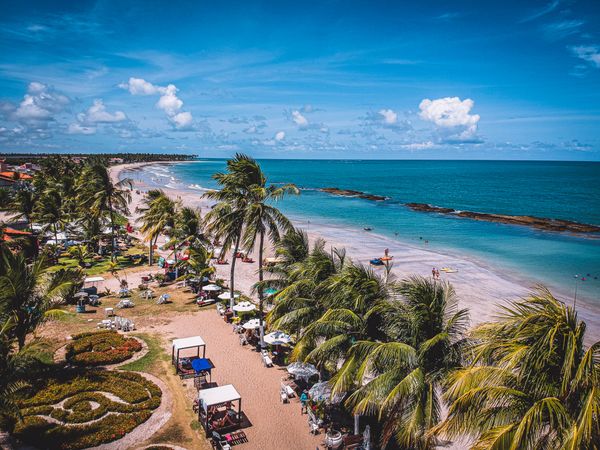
198 384 242 436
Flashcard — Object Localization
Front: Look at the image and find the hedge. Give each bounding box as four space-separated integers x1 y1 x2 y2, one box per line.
65 331 142 366
15 370 161 450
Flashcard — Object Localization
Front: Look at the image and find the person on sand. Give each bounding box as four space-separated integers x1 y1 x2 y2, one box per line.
300 390 309 414
432 267 436 278
384 248 389 257
435 268 440 279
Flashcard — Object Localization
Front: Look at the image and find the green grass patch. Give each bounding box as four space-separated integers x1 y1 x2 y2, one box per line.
119 333 166 373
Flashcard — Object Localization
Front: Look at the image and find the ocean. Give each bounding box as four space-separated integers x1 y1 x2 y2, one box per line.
128 159 600 302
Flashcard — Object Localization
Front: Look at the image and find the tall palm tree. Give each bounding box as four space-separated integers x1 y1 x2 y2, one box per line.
236 156 299 345
4 188 35 229
434 287 600 450
33 186 65 245
77 162 132 260
331 276 469 449
0 248 74 350
136 190 176 265
0 316 30 450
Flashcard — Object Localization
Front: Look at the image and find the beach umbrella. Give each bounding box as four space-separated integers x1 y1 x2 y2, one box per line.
287 362 319 381
308 381 345 404
218 292 240 301
232 301 256 312
263 331 291 346
202 284 222 292
242 318 261 330
74 291 88 299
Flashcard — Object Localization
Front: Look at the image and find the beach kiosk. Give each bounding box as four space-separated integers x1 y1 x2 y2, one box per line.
198 384 242 436
172 336 206 373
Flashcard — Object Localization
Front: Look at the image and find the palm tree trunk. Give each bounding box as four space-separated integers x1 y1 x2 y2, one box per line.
229 234 241 310
108 196 116 261
258 230 265 347
149 233 156 266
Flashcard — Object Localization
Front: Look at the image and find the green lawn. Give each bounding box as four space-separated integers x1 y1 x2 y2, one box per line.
119 333 167 373
46 250 147 275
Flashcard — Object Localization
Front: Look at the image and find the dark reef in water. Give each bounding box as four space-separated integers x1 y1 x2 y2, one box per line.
319 187 387 201
405 203 600 234
318 187 600 235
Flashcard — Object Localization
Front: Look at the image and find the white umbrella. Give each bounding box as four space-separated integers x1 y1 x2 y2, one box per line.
202 284 222 292
263 331 292 346
242 318 261 330
309 381 345 404
287 362 319 381
232 301 256 312
218 292 240 301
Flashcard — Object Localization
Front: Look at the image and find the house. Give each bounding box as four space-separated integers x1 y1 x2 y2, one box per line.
0 171 33 188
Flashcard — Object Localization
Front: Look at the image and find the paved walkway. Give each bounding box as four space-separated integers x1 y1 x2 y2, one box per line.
163 309 322 450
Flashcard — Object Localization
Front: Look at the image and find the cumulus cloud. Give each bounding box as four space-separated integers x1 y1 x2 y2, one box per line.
570 45 600 68
119 77 194 130
291 110 308 127
78 99 126 124
68 123 96 135
12 82 69 123
378 109 398 125
419 97 481 141
402 141 436 150
275 131 285 141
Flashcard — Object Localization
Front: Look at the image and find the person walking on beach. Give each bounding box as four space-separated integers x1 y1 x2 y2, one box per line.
300 390 309 414
435 268 440 279
432 267 436 278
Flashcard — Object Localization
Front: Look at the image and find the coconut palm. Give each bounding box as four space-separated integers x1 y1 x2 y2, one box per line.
331 276 469 449
0 316 30 450
136 190 176 265
77 162 132 260
0 248 74 349
434 287 600 450
167 206 206 274
32 186 66 245
236 156 299 345
292 263 396 372
67 244 89 267
4 188 35 229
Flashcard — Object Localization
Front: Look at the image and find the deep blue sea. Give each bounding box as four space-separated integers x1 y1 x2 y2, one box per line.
139 160 600 301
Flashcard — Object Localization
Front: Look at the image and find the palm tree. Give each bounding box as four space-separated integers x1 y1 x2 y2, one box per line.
67 244 89 267
0 316 30 450
77 162 132 260
4 188 35 229
33 186 65 245
167 206 206 276
331 276 469 449
136 190 176 265
292 263 396 372
0 248 74 350
434 287 600 450
237 156 299 345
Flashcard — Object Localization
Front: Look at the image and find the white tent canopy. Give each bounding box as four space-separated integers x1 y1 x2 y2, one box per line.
218 292 240 300
242 318 261 330
171 336 206 370
198 384 241 409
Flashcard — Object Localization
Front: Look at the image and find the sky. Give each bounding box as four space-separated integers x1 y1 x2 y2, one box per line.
1 0 600 160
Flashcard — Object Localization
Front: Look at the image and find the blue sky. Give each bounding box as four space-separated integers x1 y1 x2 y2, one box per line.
1 0 599 160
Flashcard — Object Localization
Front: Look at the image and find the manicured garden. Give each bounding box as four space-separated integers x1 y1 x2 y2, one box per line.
15 370 162 450
66 330 142 366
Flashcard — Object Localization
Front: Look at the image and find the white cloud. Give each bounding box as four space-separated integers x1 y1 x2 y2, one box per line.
170 111 193 130
78 99 126 124
68 123 96 135
13 82 69 122
419 97 480 141
378 109 398 125
571 45 600 67
120 77 194 129
119 77 161 95
402 141 435 150
291 110 308 127
275 131 285 141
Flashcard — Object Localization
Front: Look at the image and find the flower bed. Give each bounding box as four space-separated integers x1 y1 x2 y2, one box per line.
15 370 161 450
65 330 142 366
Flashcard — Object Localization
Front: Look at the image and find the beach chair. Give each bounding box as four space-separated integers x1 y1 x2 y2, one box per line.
211 431 232 450
280 383 289 403
216 303 226 316
261 350 273 367
157 294 170 304
239 334 248 346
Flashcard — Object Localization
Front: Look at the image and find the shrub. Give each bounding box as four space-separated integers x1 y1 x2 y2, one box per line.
65 331 142 366
15 370 161 450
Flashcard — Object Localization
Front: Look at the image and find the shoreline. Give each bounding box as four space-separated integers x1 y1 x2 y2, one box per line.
110 162 600 341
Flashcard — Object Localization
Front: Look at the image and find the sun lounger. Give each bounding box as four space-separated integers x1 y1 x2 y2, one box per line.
280 385 289 403
261 350 273 367
239 334 248 346
216 304 226 316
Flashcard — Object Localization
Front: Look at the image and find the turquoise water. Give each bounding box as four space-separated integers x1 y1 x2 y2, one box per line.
140 160 600 301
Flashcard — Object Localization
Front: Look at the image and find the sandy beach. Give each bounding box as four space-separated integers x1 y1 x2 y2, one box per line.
110 162 600 341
